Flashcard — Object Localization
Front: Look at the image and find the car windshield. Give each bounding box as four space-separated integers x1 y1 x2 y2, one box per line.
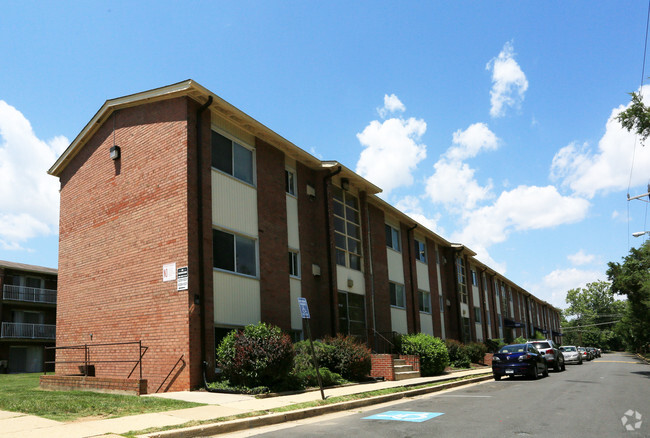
531 342 551 350
499 344 526 354
578 347 585 352
561 346 576 352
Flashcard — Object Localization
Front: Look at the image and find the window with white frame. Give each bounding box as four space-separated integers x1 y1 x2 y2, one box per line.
338 291 366 336
474 306 481 323
385 224 400 251
457 257 468 304
389 282 405 308
418 290 431 313
211 130 254 185
471 269 478 287
439 295 445 312
333 186 362 270
213 229 257 276
415 239 426 262
435 247 441 265
285 169 296 196
288 251 300 277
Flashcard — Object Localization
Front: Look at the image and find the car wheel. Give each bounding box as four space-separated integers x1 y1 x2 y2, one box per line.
579 359 583 364
554 360 561 372
561 359 566 371
530 365 539 380
542 364 549 377
494 374 501 381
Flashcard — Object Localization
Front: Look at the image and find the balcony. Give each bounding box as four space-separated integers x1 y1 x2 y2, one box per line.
2 284 56 304
1 322 56 340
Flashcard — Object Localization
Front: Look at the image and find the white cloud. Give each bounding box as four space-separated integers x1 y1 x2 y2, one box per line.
426 159 494 211
0 101 66 250
395 195 443 235
486 41 529 118
452 185 590 255
378 94 406 118
527 267 605 309
446 123 499 161
550 85 650 198
567 250 596 266
356 101 427 195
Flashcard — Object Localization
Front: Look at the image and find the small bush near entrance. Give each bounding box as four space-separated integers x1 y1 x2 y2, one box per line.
445 339 471 368
318 335 372 381
465 342 488 364
399 333 449 376
293 340 346 387
216 322 294 389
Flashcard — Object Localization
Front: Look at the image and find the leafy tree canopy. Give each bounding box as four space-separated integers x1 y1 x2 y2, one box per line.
617 91 650 141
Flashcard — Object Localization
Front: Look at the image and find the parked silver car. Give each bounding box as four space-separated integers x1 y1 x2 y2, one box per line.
559 345 582 364
528 340 565 372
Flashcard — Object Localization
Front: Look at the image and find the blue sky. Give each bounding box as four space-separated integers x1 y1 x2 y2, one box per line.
1 2 649 309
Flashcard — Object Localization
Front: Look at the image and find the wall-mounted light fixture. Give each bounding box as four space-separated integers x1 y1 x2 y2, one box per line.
110 145 121 160
341 178 350 191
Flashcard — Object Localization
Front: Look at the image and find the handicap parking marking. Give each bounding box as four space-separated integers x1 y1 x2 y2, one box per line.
363 411 444 422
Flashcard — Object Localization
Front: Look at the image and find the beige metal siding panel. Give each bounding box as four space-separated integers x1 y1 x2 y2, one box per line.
336 265 365 295
390 307 408 334
286 195 299 249
416 263 430 292
211 171 258 236
290 278 302 330
214 271 260 326
386 249 405 283
420 313 434 336
211 116 255 146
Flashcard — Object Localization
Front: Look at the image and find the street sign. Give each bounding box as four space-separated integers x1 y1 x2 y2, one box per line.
363 411 444 423
298 297 310 319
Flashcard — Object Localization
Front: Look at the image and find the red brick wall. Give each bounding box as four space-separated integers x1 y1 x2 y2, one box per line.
296 164 331 339
57 97 194 392
367 204 391 336
40 375 147 396
256 139 291 330
370 354 395 380
400 224 418 334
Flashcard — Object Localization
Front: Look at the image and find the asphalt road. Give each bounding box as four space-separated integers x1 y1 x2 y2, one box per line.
219 352 649 438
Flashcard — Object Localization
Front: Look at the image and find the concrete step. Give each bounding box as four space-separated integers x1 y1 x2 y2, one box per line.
394 370 421 381
393 359 407 366
393 364 414 372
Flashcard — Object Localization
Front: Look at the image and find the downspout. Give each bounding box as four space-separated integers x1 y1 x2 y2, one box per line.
406 224 418 333
323 166 342 337
195 95 215 390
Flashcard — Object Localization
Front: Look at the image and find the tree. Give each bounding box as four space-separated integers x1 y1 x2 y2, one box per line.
607 241 650 352
617 91 650 141
562 281 626 350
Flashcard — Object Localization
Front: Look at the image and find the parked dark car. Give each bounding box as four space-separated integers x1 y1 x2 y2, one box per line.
528 339 565 372
492 343 549 380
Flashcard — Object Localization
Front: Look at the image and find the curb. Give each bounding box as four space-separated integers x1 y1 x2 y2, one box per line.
635 353 650 364
139 373 492 438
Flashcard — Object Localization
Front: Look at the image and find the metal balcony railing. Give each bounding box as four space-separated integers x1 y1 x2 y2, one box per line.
1 322 56 339
2 285 57 304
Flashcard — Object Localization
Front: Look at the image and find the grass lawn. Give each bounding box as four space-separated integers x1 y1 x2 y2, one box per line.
0 373 202 422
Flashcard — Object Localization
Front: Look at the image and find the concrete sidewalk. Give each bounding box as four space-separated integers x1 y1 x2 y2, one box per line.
0 368 492 438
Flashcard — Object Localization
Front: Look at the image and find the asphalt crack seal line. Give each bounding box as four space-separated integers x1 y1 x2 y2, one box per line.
138 374 493 438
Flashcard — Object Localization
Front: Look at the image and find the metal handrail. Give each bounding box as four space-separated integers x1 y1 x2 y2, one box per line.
44 340 147 379
1 322 56 339
2 285 57 304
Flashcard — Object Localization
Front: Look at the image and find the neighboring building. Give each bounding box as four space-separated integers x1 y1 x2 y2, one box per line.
48 80 562 393
0 260 57 373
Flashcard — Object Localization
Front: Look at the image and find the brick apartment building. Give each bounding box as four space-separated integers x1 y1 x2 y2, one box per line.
48 80 562 393
0 260 57 373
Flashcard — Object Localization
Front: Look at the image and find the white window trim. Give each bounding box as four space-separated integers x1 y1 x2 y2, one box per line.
285 167 297 198
385 223 401 252
419 290 431 314
389 282 406 309
289 249 300 278
212 225 259 279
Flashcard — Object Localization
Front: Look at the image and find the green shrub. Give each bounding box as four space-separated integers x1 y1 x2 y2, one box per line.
466 342 488 364
293 340 334 372
216 322 294 388
399 333 449 376
484 338 506 353
320 335 372 381
445 339 471 368
295 366 345 387
513 336 527 345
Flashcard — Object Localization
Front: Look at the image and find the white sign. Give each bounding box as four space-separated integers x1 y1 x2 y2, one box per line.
163 263 176 282
298 297 310 319
177 266 188 291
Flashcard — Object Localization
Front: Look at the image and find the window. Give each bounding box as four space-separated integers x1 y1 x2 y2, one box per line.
415 239 426 262
435 247 441 265
439 295 444 312
288 251 300 277
486 311 491 327
285 169 296 196
418 290 431 313
338 291 365 336
482 274 488 292
385 224 400 251
471 270 478 287
457 257 468 304
498 314 502 328
333 186 362 270
389 282 405 308
213 229 257 276
474 306 481 323
211 130 254 185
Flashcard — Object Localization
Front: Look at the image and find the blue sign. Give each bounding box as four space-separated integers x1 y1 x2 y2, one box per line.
363 411 444 423
297 297 310 319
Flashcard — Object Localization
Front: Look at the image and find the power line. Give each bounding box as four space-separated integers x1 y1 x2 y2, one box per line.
560 320 621 331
